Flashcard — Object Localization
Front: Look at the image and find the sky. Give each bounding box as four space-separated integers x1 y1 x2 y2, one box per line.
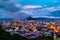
20 0 59 6
0 0 60 21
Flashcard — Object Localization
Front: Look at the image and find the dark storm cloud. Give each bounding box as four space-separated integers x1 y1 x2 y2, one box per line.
0 0 33 20
0 0 21 12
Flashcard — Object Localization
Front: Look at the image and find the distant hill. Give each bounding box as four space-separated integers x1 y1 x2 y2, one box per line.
27 10 60 21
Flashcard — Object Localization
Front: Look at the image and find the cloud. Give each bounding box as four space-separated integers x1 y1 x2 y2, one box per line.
0 0 60 21
0 0 33 20
0 0 21 12
23 5 43 9
29 6 60 19
31 16 60 19
39 6 60 13
13 10 33 21
45 7 56 12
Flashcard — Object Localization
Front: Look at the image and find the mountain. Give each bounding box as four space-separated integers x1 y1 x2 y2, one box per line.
27 10 60 21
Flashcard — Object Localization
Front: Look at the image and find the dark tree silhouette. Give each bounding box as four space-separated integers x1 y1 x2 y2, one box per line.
11 34 27 40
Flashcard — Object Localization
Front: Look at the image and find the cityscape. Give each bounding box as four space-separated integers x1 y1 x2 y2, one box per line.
0 0 60 40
